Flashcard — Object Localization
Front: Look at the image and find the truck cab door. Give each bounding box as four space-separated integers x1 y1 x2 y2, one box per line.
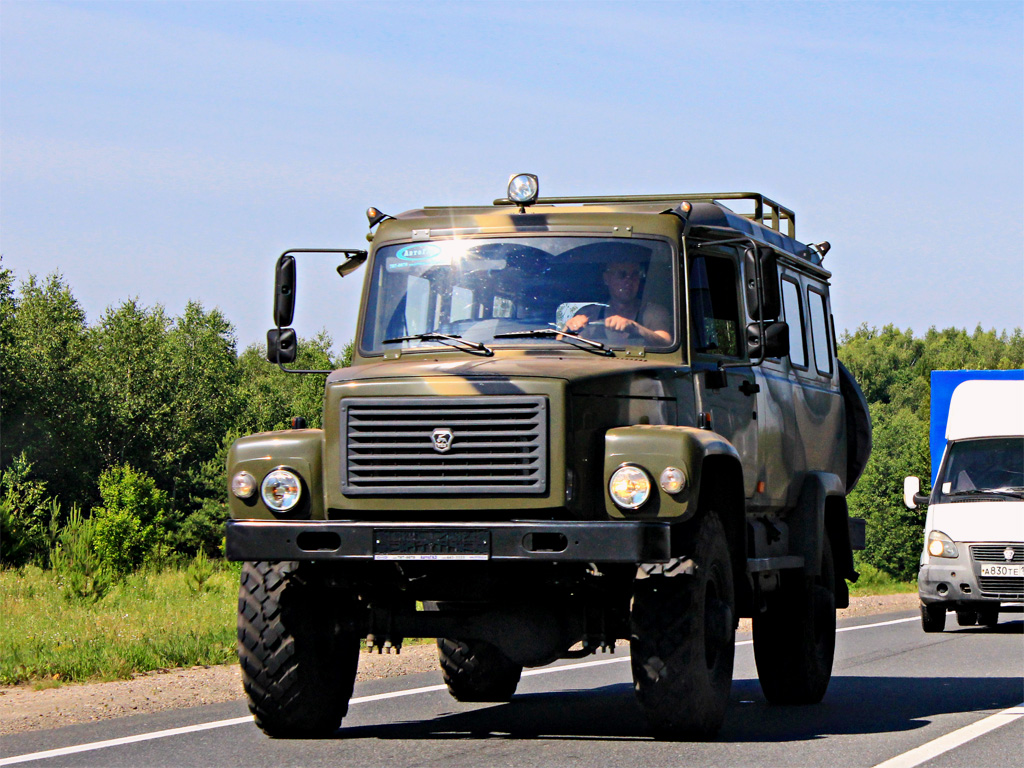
688 249 760 499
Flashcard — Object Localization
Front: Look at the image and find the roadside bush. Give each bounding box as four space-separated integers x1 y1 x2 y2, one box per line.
91 464 167 575
0 454 61 567
51 507 111 602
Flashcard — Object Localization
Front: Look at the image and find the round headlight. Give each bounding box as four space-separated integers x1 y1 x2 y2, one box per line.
231 471 257 499
507 173 539 205
261 468 302 512
659 466 687 495
609 465 652 510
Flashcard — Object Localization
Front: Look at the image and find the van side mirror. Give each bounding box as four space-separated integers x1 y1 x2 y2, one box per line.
274 255 296 328
266 328 297 364
903 476 929 509
746 321 789 359
744 246 781 321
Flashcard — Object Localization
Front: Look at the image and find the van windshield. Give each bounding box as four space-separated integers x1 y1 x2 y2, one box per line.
935 437 1024 502
359 236 677 355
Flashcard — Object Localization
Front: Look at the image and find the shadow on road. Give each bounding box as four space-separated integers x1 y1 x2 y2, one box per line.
336 620 1023 744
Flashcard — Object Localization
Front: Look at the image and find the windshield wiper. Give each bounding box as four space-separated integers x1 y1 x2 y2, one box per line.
493 328 614 357
383 333 493 357
946 487 1024 500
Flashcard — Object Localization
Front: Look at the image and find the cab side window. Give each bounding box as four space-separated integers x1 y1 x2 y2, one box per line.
690 255 741 358
780 277 807 368
808 287 833 376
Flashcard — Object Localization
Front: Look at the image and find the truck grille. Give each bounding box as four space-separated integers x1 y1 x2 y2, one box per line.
341 396 548 495
970 544 1024 563
971 544 1024 598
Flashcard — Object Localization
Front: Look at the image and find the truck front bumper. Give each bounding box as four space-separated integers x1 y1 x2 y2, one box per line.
226 519 672 564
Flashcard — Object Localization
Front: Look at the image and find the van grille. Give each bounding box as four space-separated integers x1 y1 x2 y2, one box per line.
341 396 547 495
970 545 1024 563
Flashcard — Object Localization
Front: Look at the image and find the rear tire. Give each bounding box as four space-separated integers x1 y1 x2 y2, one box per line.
978 607 999 627
956 609 978 627
920 603 946 633
753 531 836 705
437 638 523 702
238 561 360 738
630 513 735 740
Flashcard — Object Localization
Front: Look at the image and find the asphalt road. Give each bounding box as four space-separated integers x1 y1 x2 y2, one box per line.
3 609 1022 768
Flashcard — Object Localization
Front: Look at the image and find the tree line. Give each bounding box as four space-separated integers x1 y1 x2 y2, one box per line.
2 259 1022 582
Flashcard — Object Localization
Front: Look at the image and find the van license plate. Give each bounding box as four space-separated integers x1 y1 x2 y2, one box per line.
373 529 490 561
980 564 1023 577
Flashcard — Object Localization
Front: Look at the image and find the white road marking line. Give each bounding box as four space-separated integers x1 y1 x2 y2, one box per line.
870 703 1024 768
0 612 926 765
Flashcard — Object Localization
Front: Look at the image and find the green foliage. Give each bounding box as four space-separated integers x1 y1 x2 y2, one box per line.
51 507 112 602
0 454 62 567
92 465 167 575
185 549 215 594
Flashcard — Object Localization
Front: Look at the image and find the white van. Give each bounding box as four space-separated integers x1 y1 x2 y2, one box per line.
904 379 1024 632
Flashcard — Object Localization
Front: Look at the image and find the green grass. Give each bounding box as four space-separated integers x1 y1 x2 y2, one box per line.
0 565 238 686
848 562 917 597
1 560 917 687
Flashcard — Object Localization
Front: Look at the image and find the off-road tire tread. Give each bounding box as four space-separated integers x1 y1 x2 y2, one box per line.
630 513 735 740
437 638 523 702
753 532 836 705
238 561 358 738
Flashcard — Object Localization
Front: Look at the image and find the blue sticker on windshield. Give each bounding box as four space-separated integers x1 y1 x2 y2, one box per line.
396 244 443 263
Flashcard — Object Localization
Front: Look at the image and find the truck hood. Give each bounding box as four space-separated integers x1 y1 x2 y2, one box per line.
329 356 682 396
928 501 1024 543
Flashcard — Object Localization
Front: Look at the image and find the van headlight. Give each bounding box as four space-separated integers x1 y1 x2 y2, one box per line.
926 530 958 559
261 468 302 512
609 464 652 510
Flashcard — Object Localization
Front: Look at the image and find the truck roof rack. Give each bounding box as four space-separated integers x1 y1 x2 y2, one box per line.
491 191 796 239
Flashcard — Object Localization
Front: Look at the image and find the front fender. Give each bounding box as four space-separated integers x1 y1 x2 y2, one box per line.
603 425 741 519
227 429 325 520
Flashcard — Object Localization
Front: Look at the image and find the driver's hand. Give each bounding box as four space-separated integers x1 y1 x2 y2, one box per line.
604 314 635 333
564 314 589 332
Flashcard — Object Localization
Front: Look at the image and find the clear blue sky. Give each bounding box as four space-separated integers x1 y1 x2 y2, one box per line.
3 0 1022 353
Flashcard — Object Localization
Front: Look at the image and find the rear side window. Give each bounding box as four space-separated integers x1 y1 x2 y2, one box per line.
690 255 741 358
808 287 833 376
780 278 807 368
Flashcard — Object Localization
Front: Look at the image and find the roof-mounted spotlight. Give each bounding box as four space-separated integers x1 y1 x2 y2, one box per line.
366 207 391 229
807 241 831 264
507 173 539 212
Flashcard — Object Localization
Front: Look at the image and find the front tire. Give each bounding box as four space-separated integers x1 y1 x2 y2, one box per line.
753 531 836 705
978 606 1000 627
630 513 735 740
921 602 946 633
237 561 360 737
956 609 978 627
437 638 523 702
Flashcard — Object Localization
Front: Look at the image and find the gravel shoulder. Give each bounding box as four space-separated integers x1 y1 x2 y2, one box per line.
0 592 918 736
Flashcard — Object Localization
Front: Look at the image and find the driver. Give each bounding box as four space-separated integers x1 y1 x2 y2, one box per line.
563 261 671 346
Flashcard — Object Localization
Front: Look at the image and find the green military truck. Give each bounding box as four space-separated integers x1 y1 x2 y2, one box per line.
227 175 871 740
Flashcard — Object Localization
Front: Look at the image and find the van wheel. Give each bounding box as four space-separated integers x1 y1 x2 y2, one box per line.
630 513 735 740
437 638 522 702
978 606 1000 627
920 603 946 633
753 531 836 705
956 609 978 627
238 561 360 737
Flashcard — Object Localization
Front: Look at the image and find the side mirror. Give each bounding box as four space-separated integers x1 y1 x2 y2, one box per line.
266 328 297 364
903 476 929 509
747 320 789 360
274 255 296 328
336 251 368 277
744 246 781 321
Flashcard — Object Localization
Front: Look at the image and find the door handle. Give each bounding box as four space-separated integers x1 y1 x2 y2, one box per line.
739 380 760 396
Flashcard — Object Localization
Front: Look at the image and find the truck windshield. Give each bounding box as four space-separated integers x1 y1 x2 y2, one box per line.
935 437 1024 502
359 236 677 355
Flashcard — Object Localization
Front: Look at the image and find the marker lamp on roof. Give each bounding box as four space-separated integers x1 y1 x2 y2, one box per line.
507 173 539 206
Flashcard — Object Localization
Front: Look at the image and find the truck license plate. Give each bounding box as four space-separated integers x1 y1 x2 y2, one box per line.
980 563 1023 577
373 529 490 561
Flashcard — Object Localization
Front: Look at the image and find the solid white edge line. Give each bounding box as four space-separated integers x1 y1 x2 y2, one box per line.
0 612 928 765
870 703 1024 768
